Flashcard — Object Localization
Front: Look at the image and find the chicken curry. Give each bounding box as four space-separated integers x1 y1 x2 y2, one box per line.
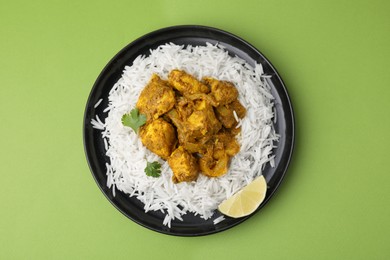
134 69 246 183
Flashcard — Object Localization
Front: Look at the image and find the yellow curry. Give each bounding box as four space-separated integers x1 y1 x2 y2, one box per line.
136 69 246 183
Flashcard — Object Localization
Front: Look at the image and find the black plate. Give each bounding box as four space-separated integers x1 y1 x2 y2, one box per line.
83 25 294 236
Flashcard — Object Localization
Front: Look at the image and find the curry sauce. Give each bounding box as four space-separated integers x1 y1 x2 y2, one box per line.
136 69 246 183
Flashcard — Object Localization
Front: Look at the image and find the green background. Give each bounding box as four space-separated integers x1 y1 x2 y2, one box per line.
1 0 389 259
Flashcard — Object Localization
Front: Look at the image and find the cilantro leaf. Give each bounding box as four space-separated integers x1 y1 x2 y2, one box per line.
144 161 161 178
121 108 147 133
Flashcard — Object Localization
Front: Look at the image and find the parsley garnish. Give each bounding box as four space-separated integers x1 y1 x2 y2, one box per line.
121 108 147 133
144 161 161 178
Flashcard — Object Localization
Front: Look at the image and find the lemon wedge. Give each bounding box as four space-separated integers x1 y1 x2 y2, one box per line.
218 175 267 218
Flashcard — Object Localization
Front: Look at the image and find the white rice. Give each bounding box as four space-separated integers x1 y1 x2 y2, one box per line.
213 215 226 225
232 110 239 123
92 43 279 227
94 98 103 108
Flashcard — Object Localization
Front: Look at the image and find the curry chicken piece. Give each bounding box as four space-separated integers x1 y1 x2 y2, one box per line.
136 74 176 121
215 99 247 129
186 98 221 138
168 69 210 96
198 132 240 177
214 131 240 156
203 77 238 105
176 96 194 119
199 141 229 177
167 108 207 154
168 146 199 183
139 118 176 160
167 96 221 154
